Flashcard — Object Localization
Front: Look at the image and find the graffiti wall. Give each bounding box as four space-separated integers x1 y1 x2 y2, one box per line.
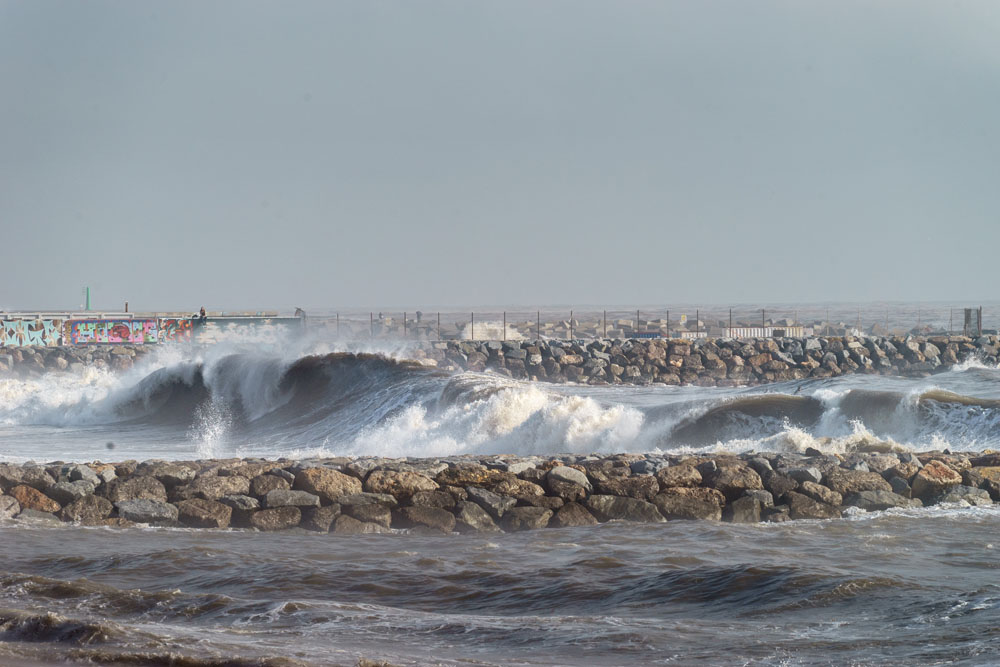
0 316 303 347
160 318 194 342
0 319 63 346
65 320 159 345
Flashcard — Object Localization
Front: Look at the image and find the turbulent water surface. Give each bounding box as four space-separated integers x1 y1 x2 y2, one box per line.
2 339 1000 665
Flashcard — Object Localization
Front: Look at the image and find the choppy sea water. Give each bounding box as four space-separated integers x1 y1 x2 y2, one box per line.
2 337 1000 665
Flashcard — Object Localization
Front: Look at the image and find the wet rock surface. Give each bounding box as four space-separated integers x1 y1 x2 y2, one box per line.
2 449 996 534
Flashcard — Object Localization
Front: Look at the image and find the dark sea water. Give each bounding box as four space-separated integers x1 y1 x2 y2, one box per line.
2 336 1000 665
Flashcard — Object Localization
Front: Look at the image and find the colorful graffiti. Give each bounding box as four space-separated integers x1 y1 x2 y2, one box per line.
0 319 63 346
66 320 159 345
160 318 194 342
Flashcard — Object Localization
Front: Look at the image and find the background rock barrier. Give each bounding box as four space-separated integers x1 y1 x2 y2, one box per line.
2 451 999 532
412 334 1000 386
1 335 996 386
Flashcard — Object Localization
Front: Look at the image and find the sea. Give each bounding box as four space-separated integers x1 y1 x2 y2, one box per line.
2 320 1000 666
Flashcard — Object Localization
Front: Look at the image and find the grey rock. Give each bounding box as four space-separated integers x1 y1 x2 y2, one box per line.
726 496 761 523
786 467 822 485
16 508 60 523
465 486 516 520
843 490 921 511
546 466 592 491
0 495 20 519
337 492 399 508
47 480 96 506
60 495 113 523
264 489 321 508
501 506 553 531
933 485 993 507
454 501 501 533
584 495 665 523
744 489 775 508
250 506 302 531
115 499 179 524
64 464 101 486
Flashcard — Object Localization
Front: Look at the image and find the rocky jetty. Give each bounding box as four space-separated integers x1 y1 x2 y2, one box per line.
409 334 1000 386
2 451 998 532
0 344 152 374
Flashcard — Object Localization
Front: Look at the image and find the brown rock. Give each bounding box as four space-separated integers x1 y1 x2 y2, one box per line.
911 460 963 500
652 487 725 521
822 469 892 496
364 470 438 501
435 465 511 489
9 485 60 513
785 491 841 519
346 503 392 528
492 478 546 501
547 478 587 502
250 474 291 497
799 481 843 507
294 468 362 502
182 475 250 501
705 465 763 501
594 476 659 502
655 465 702 488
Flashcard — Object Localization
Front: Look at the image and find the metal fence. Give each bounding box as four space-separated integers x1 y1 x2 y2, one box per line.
303 305 994 342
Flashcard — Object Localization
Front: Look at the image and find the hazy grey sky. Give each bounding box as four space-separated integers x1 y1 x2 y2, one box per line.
2 1 998 312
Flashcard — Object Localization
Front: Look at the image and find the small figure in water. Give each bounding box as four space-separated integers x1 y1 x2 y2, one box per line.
199 307 207 324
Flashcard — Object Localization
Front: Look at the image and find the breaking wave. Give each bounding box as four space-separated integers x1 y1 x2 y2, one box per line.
2 347 1000 460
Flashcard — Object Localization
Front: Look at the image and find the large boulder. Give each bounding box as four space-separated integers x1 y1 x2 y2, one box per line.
933 485 993 507
593 475 659 502
60 495 113 523
725 496 762 523
652 487 725 521
393 506 455 533
115 499 179 525
705 465 763 501
178 475 249 501
584 495 665 523
501 506 553 531
546 466 592 491
250 506 302 531
46 481 96 506
465 486 516 520
176 498 232 528
250 474 291 497
0 495 20 519
784 491 841 520
409 490 457 509
333 515 389 534
301 505 341 532
822 469 892 496
364 470 438 501
454 501 501 533
799 481 842 507
294 468 362 502
264 489 321 509
344 503 392 528
105 476 168 503
550 502 599 528
843 490 920 511
9 485 60 513
911 461 962 501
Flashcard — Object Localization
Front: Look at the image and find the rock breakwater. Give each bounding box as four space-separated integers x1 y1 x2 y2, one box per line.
410 334 1000 385
3 451 998 533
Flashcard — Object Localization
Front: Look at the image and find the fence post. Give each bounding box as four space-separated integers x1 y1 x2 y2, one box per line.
729 308 732 336
603 310 607 338
570 310 574 340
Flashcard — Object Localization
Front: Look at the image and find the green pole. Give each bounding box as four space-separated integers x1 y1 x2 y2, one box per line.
85 286 91 311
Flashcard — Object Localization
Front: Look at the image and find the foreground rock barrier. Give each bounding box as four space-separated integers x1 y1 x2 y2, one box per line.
2 451 998 532
410 334 1000 386
0 344 153 374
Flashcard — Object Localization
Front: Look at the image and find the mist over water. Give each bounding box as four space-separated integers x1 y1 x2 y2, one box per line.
4 336 1000 665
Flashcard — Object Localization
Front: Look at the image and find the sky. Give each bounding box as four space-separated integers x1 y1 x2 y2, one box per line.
1 1 999 312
